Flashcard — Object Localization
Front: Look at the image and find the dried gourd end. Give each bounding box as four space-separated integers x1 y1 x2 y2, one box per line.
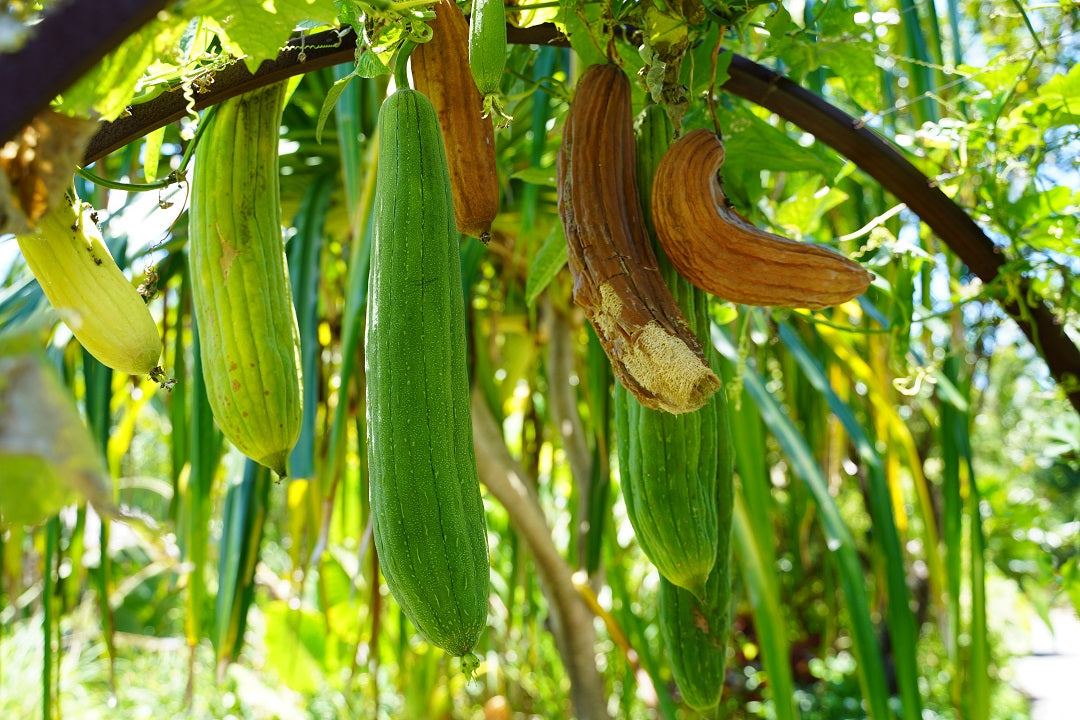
629 323 720 414
595 283 719 414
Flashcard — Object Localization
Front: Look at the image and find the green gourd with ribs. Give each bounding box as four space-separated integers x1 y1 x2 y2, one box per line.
614 104 723 600
658 430 734 711
188 82 302 477
615 104 735 707
468 0 508 119
366 86 490 659
658 350 734 710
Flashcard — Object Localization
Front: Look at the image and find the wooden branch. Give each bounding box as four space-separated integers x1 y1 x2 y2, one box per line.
75 22 1080 413
470 388 611 720
543 297 596 571
0 0 171 145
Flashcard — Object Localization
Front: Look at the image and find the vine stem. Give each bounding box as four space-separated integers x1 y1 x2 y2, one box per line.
393 40 416 90
78 105 219 192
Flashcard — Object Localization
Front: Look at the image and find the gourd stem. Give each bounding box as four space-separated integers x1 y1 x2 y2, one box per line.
394 40 416 90
76 105 218 192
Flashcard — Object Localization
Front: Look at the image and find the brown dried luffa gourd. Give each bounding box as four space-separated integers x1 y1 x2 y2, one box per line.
652 128 872 309
557 64 719 415
412 0 499 242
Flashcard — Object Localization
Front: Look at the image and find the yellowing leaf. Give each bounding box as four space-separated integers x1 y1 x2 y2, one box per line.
0 341 112 528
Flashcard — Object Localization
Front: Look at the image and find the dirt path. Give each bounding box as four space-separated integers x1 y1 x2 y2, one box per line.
1011 607 1080 720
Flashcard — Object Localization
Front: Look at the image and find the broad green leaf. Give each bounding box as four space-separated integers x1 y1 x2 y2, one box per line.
356 47 392 78
262 601 332 692
509 0 559 28
1025 62 1080 126
202 0 338 71
557 0 606 70
819 42 881 111
772 177 849 237
525 222 567 306
710 106 840 178
60 21 186 121
962 57 1028 95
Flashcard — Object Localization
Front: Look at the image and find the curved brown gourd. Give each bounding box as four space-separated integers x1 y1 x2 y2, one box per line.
652 128 872 309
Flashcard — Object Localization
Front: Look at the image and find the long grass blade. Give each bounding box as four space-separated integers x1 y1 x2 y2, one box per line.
968 474 989 720
940 355 963 709
182 325 222 695
718 347 799 720
712 326 891 720
215 459 272 668
287 174 332 480
520 46 557 236
583 324 611 575
169 272 190 520
896 0 938 125
42 516 58 720
779 321 923 720
325 83 379 485
732 491 800 720
605 552 678 719
942 354 989 720
81 350 119 698
814 322 946 615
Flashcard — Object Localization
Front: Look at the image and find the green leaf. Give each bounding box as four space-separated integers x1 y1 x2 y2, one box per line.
712 325 894 720
508 0 559 28
316 71 355 144
262 601 331 692
1026 62 1080 126
557 0 607 70
772 176 849 237
143 126 165 182
511 165 557 187
778 322 924 720
820 42 881 111
204 0 338 71
60 21 186 121
356 47 392 78
686 105 839 191
525 222 567 306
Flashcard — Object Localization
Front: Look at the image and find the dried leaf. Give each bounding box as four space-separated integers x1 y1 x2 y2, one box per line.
0 110 99 234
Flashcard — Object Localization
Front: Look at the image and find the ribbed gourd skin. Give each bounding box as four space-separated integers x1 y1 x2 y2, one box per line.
366 88 489 658
658 436 734 711
652 128 872 309
16 192 161 375
188 82 302 477
412 0 499 240
614 105 720 599
467 0 506 96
